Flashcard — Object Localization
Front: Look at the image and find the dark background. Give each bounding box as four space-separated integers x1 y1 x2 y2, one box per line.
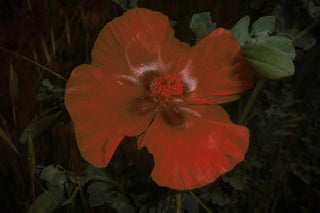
0 0 320 212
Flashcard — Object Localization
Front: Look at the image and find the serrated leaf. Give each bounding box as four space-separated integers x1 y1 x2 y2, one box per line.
190 12 216 42
241 42 295 80
19 111 62 144
230 16 250 45
87 181 134 212
250 16 275 36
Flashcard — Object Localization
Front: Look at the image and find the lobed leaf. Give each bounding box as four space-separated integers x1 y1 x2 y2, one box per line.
190 12 217 42
250 16 275 36
230 16 250 45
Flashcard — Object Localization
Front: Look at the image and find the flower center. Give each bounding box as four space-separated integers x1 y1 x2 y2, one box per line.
150 75 183 104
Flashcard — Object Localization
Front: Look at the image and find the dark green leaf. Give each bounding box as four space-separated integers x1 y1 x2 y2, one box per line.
19 111 62 144
294 33 317 50
210 188 230 206
113 0 138 10
250 16 275 36
87 181 134 212
182 195 198 213
230 16 250 45
241 42 295 80
40 165 67 186
28 165 67 213
222 173 245 190
81 164 115 186
27 185 65 213
83 165 134 212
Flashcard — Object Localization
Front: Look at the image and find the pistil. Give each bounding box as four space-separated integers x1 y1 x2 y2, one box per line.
150 74 184 104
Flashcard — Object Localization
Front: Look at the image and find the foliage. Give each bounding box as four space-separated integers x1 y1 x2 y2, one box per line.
0 0 319 212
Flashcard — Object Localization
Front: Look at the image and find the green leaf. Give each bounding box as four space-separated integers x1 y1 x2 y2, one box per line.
230 16 250 45
253 36 296 59
27 185 65 213
250 16 275 36
241 42 295 80
40 165 67 186
190 12 216 42
190 12 216 34
87 181 134 212
84 165 134 211
112 0 138 10
80 164 115 186
19 111 62 144
28 165 67 213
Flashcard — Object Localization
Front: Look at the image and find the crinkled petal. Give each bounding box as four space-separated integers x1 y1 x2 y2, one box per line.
92 8 189 80
175 28 254 104
65 64 154 167
140 105 249 190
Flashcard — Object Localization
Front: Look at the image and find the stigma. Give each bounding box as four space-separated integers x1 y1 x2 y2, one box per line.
150 75 184 104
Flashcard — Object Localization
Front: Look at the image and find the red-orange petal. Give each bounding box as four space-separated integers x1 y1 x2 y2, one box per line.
175 28 254 104
140 105 249 190
65 64 154 167
92 8 189 78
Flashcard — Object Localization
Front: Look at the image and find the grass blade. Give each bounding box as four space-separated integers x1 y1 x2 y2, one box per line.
65 17 71 47
50 27 56 56
9 65 18 124
0 127 20 155
0 46 67 81
41 36 51 64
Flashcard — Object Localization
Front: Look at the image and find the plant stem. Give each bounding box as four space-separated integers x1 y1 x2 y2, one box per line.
292 20 320 44
189 190 213 213
175 192 182 213
0 46 67 81
238 80 265 125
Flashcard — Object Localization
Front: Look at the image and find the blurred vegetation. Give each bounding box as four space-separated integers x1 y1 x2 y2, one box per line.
0 0 320 212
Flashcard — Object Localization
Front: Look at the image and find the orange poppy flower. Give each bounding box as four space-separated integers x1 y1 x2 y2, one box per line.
65 8 254 190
